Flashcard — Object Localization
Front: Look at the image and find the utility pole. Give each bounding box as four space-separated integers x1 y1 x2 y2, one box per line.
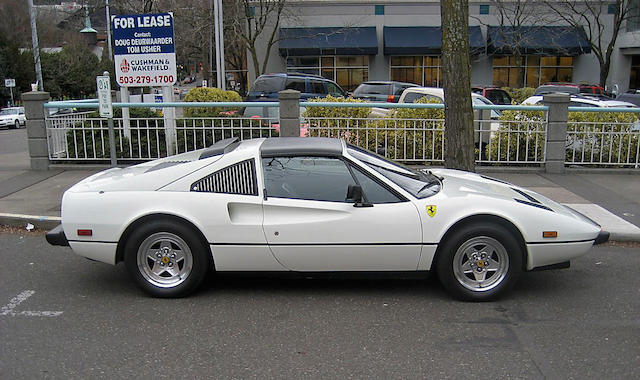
106 0 113 59
213 0 226 90
27 0 44 91
209 0 214 86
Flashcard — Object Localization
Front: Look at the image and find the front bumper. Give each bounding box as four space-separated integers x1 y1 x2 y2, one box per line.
46 224 69 246
594 230 610 245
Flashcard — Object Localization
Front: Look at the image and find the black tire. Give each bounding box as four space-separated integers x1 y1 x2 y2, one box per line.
436 223 522 301
12 120 19 129
124 219 211 297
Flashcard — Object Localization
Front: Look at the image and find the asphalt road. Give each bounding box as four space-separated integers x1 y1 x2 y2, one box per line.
0 127 29 170
1 231 639 379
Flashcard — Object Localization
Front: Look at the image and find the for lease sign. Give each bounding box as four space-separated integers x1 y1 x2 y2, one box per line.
112 13 177 87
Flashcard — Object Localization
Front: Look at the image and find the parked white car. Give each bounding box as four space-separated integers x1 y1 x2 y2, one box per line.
47 137 608 301
522 95 637 108
0 107 26 129
370 87 501 144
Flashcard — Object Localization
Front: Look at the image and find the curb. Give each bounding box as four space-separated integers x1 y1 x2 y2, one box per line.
608 231 640 242
0 213 61 230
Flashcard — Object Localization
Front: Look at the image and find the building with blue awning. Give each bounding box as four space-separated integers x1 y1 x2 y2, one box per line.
248 1 639 93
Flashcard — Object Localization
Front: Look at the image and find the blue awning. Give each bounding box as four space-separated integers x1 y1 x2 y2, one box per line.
383 26 485 55
487 26 591 55
279 27 378 56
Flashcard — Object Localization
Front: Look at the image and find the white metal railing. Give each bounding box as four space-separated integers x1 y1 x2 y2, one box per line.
305 116 547 164
46 111 93 158
566 121 640 167
45 114 277 161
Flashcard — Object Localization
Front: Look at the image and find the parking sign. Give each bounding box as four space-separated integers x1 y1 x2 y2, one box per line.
97 75 113 118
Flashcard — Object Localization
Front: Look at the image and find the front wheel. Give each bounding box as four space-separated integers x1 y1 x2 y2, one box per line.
124 219 211 297
436 223 522 301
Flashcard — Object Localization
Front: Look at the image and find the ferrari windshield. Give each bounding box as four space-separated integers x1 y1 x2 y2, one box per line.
347 144 441 198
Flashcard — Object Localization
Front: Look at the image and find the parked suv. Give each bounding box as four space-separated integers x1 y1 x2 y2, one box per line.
472 86 512 105
352 81 419 103
247 73 347 101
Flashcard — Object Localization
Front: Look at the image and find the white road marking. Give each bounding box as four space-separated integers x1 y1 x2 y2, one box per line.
0 290 63 317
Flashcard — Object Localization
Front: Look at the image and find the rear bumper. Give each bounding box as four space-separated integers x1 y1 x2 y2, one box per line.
594 230 610 245
46 224 69 247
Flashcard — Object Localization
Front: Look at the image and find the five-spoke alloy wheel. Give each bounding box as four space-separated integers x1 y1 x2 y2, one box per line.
436 223 522 301
124 219 211 297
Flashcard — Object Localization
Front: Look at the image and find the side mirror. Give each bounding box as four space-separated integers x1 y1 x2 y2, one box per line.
346 184 372 208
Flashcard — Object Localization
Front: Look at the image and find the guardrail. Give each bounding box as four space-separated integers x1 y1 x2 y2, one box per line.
19 90 640 171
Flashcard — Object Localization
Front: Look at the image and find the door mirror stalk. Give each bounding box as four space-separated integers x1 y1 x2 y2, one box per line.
346 184 373 208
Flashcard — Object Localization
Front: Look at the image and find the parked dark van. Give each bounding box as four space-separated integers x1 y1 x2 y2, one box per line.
247 73 347 101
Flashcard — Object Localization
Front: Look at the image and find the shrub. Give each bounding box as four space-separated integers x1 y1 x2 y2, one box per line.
566 111 640 165
487 110 640 165
375 97 445 161
183 87 242 117
502 87 535 104
486 110 546 162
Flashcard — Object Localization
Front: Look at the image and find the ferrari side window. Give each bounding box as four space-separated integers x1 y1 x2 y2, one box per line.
350 166 404 204
262 156 356 202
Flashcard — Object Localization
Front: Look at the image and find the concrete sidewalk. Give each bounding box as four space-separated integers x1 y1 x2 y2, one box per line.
0 167 639 241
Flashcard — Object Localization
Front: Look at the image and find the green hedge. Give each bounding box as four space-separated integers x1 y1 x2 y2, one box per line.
566 111 639 164
183 87 242 117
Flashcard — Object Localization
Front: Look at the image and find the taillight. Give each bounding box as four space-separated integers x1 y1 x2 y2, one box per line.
387 95 396 102
77 229 93 236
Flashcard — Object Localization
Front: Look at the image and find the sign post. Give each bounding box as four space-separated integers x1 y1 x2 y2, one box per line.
112 13 178 155
5 79 16 106
97 72 117 167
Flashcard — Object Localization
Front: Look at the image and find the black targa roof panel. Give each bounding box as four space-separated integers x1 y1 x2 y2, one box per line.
199 137 240 159
260 137 343 157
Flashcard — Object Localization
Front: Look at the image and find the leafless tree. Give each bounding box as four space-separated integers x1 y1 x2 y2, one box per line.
480 0 552 87
545 0 638 86
226 0 288 78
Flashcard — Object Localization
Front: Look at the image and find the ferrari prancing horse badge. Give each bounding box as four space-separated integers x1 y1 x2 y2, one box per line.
426 205 437 217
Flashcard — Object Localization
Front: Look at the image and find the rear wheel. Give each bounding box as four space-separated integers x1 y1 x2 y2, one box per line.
124 219 210 297
13 120 19 129
436 223 522 301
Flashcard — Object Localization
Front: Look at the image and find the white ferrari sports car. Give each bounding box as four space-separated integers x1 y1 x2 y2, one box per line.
47 137 608 300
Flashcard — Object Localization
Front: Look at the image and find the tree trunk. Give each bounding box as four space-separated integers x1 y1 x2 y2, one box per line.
441 0 475 171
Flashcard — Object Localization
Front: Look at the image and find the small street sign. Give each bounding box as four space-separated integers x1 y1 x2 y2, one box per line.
97 74 113 118
4 79 15 88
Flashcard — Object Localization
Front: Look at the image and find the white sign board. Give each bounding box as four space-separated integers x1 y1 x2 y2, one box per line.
112 13 177 87
97 75 113 118
4 79 15 88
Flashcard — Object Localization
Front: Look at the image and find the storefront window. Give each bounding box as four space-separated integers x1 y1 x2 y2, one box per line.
390 56 442 86
629 56 640 89
492 55 573 87
286 55 369 91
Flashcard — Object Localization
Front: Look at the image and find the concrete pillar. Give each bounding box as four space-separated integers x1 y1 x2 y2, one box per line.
22 91 51 171
543 93 570 174
278 90 301 137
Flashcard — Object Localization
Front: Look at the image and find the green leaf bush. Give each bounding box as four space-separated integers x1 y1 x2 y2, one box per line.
566 111 639 165
376 97 444 161
502 87 535 104
183 87 242 117
486 110 546 162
